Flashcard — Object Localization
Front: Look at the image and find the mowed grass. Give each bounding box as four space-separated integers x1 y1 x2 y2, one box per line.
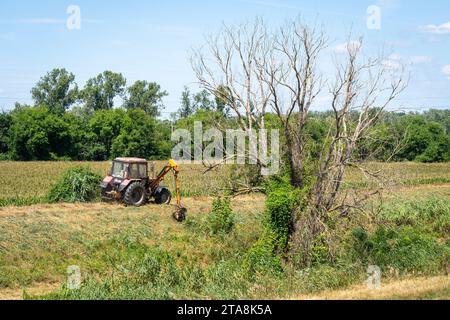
0 184 448 299
0 195 266 294
0 161 449 206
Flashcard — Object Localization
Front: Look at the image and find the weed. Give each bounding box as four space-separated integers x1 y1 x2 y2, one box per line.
206 197 235 235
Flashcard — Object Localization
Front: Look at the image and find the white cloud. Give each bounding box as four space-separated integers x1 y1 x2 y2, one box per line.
442 65 450 79
382 53 403 70
419 22 450 35
333 40 362 54
17 18 65 25
382 59 401 70
0 18 104 25
382 54 431 70
385 40 413 48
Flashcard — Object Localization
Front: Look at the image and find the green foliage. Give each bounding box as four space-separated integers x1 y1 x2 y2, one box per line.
243 230 284 276
243 176 301 275
82 108 127 160
81 71 126 111
362 113 450 162
70 109 172 161
345 197 450 276
110 109 160 159
206 197 235 235
0 111 11 155
31 68 78 114
2 69 450 163
177 87 231 120
213 85 232 116
124 80 168 117
264 176 300 251
47 167 102 203
27 236 250 300
8 105 81 160
351 226 449 274
3 188 448 300
178 86 194 119
193 90 215 111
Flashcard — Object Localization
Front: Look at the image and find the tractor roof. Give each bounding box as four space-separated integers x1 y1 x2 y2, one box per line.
114 157 147 164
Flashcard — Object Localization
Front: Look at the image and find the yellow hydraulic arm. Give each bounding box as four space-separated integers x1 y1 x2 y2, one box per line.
151 159 186 221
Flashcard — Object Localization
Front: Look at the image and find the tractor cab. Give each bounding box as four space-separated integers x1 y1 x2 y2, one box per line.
111 158 148 180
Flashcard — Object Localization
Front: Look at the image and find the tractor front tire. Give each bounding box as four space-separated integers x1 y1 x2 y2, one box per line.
154 187 172 205
124 182 146 206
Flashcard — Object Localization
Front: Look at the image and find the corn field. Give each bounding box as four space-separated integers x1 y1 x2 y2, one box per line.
0 161 449 206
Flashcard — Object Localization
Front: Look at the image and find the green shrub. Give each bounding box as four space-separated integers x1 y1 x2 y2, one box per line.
264 176 301 251
47 166 101 203
206 197 235 235
243 230 284 276
351 226 450 274
243 176 302 276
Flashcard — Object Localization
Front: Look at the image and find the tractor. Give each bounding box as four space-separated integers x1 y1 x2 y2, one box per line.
100 158 186 222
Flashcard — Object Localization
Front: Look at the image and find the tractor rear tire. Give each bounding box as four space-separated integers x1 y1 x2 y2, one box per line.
154 187 171 205
124 182 146 206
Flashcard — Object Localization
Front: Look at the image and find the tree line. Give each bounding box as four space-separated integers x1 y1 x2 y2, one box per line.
0 68 449 162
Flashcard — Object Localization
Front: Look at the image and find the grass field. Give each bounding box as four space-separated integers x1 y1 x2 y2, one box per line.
0 161 228 206
0 161 449 206
0 161 448 300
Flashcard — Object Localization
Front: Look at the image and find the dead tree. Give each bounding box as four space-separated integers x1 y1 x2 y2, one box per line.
255 19 327 188
191 19 270 133
192 17 407 264
289 38 407 264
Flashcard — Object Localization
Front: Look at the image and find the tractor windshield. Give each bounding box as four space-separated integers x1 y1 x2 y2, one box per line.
112 161 128 178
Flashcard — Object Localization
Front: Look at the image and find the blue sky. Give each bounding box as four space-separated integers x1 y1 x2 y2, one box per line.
0 0 449 116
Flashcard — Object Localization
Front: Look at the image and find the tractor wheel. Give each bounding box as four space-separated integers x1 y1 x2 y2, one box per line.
154 187 171 205
124 182 146 206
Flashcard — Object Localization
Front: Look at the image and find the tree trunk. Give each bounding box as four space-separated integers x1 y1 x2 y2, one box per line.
284 124 304 189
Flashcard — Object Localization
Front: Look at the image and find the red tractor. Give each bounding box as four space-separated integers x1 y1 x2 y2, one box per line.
100 158 186 222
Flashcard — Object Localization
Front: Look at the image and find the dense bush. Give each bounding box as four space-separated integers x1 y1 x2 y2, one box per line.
243 176 301 275
47 167 102 203
206 197 235 235
263 176 301 251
